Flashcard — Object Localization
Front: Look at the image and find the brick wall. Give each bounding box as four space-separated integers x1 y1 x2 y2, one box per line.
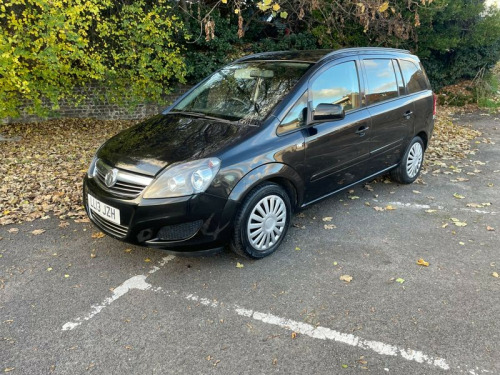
2 84 192 124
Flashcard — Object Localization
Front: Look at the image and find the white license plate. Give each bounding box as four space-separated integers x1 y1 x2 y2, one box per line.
88 194 120 225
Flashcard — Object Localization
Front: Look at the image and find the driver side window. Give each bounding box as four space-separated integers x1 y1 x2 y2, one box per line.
311 61 360 113
277 91 308 134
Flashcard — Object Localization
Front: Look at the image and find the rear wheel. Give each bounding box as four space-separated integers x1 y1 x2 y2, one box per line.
390 136 425 184
230 182 291 259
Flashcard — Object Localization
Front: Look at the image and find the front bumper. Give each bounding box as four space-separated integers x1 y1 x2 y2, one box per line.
83 176 235 253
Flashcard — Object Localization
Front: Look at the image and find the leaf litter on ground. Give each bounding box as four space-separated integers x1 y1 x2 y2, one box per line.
0 118 136 225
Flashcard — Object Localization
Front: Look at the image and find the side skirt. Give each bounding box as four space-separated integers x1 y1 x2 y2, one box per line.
301 164 398 208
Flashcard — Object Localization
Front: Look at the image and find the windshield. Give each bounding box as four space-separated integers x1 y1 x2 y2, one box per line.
172 61 311 123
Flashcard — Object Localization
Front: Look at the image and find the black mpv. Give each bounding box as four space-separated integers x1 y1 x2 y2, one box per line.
84 47 436 258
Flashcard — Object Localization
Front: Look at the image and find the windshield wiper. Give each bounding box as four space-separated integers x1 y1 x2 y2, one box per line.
169 111 260 126
169 111 233 123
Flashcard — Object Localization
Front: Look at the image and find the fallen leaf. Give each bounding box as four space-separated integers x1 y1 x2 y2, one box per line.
91 232 105 239
4 368 15 373
64 274 70 278
454 222 467 227
124 248 132 253
340 274 353 283
291 332 297 339
348 195 360 200
453 193 465 199
373 206 384 211
47 267 53 271
395 278 405 284
442 223 449 228
324 224 336 230
378 1 389 12
236 262 244 268
450 218 460 222
144 258 151 263
425 209 437 213
493 272 499 278
459 242 465 245
385 205 396 210
31 229 45 235
322 217 333 222
333 261 338 266
413 190 421 194
90 253 97 258
295 246 301 251
74 218 90 223
8 228 19 233
486 226 495 231
417 258 429 267
466 203 483 208
59 221 70 228
341 364 348 369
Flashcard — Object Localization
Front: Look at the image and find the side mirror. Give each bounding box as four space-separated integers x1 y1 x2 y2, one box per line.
313 103 345 121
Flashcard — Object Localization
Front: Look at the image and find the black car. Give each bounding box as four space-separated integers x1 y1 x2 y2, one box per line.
84 47 436 259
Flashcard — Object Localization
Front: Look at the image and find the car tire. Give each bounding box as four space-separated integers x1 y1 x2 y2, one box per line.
230 182 292 259
390 136 425 184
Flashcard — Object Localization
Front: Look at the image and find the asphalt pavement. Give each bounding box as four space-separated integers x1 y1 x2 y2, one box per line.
1 111 499 374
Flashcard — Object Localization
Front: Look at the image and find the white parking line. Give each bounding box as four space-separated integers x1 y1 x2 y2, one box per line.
61 255 175 331
62 262 492 373
183 293 449 371
389 201 497 215
180 292 491 374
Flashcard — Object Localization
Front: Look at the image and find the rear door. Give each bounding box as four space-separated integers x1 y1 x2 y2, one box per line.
398 59 434 140
361 57 415 172
303 58 372 202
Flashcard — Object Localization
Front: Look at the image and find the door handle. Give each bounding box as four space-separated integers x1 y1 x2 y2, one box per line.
355 126 369 136
403 110 413 119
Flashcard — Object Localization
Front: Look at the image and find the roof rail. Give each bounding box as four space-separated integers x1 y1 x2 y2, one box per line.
318 47 411 62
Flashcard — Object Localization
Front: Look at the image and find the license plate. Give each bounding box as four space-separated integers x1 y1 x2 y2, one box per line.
88 194 120 225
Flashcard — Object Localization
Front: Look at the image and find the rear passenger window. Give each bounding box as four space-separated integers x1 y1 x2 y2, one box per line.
310 61 361 113
363 59 398 104
399 60 428 94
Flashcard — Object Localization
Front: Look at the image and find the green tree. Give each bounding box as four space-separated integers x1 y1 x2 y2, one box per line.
0 0 186 119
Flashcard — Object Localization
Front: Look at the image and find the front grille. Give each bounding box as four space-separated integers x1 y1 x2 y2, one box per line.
157 220 203 241
90 211 129 238
94 159 153 199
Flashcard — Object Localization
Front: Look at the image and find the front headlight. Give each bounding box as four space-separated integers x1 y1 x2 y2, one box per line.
143 158 221 198
87 156 98 178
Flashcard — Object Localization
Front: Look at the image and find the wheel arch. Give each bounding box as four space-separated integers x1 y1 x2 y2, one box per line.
217 163 304 237
228 163 304 209
416 131 429 150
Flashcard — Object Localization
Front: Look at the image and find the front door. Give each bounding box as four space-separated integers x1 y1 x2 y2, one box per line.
304 59 371 203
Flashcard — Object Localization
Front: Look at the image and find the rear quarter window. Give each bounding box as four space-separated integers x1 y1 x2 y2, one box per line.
399 60 429 94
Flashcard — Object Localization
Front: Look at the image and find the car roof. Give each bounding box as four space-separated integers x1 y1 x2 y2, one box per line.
236 47 412 64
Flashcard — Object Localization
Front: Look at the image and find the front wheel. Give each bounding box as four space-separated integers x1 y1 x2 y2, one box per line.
230 182 291 259
390 136 425 184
